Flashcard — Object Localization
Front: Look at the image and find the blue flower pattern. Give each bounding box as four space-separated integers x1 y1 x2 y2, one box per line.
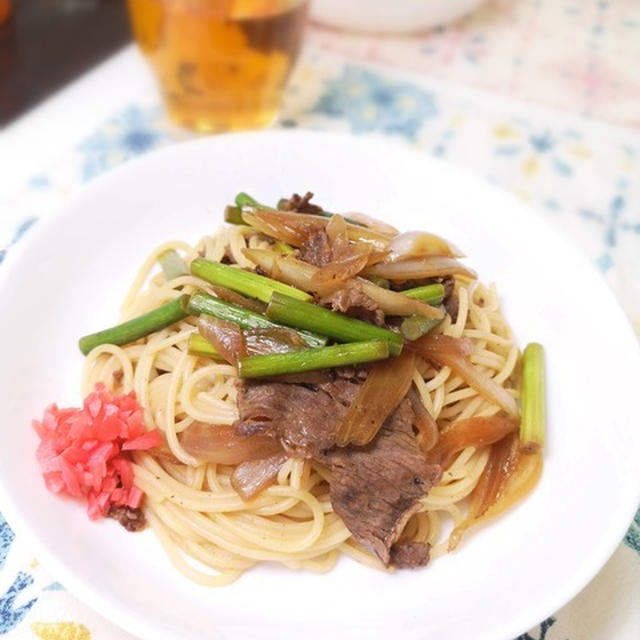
624 508 640 555
78 105 171 181
0 516 38 634
313 66 438 140
579 180 640 273
0 515 14 572
516 617 556 640
0 218 37 265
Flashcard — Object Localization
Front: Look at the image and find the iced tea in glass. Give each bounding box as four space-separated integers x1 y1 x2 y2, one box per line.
127 0 308 132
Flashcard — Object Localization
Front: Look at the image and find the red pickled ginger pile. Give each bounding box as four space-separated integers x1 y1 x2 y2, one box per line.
33 383 163 520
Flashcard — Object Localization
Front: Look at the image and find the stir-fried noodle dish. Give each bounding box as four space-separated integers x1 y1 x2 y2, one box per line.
33 191 546 586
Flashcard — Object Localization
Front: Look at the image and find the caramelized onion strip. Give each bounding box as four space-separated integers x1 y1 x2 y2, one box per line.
409 334 519 416
336 351 416 447
181 423 283 465
388 231 465 261
244 249 443 319
364 257 477 281
243 209 391 250
448 435 542 550
426 415 518 468
408 387 439 453
231 453 288 500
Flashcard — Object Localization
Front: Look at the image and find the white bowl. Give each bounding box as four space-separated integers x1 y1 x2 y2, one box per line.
1 131 639 640
310 0 486 34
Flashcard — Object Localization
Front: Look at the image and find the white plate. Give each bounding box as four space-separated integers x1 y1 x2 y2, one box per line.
1 131 639 640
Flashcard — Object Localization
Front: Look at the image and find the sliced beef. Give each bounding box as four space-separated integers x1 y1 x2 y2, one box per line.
300 229 331 267
321 281 385 326
441 276 459 323
234 379 442 569
334 365 368 383
234 378 360 457
108 505 146 532
389 541 431 569
280 191 324 215
318 400 441 566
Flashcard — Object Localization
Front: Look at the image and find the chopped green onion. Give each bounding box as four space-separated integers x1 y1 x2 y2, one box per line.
273 240 295 256
190 258 311 303
266 292 404 356
238 340 390 378
235 192 275 211
367 275 390 289
520 343 546 453
158 249 188 281
403 283 445 305
79 295 189 355
188 333 223 360
224 205 244 225
187 293 326 348
400 315 442 341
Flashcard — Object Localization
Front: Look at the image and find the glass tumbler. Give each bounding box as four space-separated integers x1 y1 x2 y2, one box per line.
127 0 308 132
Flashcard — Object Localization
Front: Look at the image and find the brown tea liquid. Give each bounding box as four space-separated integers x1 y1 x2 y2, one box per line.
127 0 307 132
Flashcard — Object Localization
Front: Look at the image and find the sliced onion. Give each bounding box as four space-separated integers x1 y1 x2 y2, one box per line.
210 285 266 314
198 315 246 366
365 250 392 266
243 209 391 250
408 388 439 453
311 250 371 285
426 415 518 468
181 423 282 465
409 333 473 358
310 214 372 285
448 437 542 550
358 279 444 320
343 212 399 236
364 257 477 281
244 248 443 319
243 210 323 246
244 248 318 291
244 327 307 354
388 231 465 261
336 351 416 447
409 334 519 416
231 453 288 500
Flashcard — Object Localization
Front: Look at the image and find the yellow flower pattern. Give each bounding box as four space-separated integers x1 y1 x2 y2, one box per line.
30 622 91 640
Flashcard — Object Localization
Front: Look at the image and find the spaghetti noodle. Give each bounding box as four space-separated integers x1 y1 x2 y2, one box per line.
82 224 522 586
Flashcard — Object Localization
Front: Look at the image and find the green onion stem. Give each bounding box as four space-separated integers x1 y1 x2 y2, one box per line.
188 333 223 360
224 205 244 225
238 340 390 378
273 241 295 256
187 293 326 348
158 249 188 281
367 276 390 289
400 315 442 341
266 292 404 356
191 258 311 303
79 295 189 355
235 192 275 211
520 343 546 452
403 283 445 305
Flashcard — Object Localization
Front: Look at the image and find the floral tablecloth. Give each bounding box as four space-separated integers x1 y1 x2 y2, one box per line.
1 2 640 638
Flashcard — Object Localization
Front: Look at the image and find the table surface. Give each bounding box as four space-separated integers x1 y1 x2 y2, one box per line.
1 1 639 639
